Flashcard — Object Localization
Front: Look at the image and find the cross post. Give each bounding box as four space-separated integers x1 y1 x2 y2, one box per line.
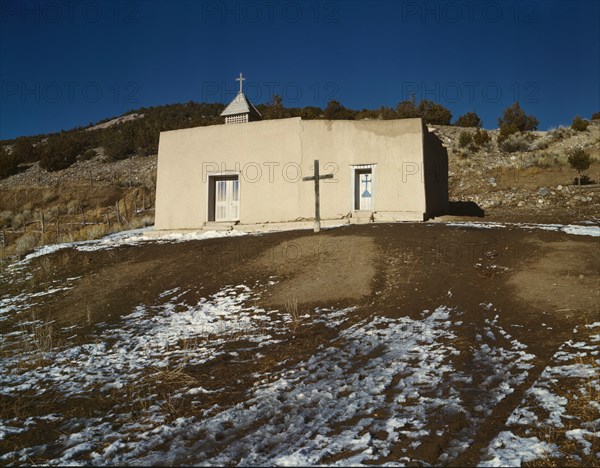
302 159 334 232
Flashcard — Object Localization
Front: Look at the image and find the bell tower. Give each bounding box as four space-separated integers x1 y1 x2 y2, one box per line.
220 73 262 124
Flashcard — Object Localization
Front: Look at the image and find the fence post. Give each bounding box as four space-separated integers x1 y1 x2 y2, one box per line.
123 196 129 224
40 211 45 244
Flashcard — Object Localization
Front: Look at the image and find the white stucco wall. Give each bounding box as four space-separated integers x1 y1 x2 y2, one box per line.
154 117 430 230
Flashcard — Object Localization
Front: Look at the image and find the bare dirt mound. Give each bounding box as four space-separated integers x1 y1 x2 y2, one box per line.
258 232 377 308
508 237 599 320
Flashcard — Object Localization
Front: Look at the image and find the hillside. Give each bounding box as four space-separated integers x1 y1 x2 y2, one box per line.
0 107 599 259
434 121 600 222
1 222 598 465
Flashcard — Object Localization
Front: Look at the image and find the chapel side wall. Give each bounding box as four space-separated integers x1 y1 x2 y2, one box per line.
422 125 449 218
300 119 427 221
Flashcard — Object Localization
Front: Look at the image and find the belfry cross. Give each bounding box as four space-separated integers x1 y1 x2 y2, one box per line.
302 159 334 232
236 72 245 93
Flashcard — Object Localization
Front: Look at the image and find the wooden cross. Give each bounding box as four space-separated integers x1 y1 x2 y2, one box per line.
302 159 334 232
236 72 245 93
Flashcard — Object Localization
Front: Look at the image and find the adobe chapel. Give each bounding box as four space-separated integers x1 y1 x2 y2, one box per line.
154 74 449 231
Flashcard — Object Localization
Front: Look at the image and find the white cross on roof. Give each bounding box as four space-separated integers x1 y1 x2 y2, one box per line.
236 72 245 93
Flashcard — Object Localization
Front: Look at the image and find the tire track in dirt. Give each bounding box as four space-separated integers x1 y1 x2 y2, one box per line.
368 224 599 465
450 233 599 465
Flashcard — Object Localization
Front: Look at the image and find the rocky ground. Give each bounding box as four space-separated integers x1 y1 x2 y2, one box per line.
0 149 156 191
433 121 600 223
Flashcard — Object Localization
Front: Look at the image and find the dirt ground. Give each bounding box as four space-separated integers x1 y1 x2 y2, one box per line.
1 222 598 465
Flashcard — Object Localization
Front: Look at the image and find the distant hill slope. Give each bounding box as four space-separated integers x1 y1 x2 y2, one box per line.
85 112 146 132
0 102 227 174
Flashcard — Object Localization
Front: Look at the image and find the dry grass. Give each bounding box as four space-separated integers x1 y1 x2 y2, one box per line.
285 297 303 331
18 319 57 355
14 232 39 256
0 210 13 227
531 152 566 168
32 256 54 281
548 126 574 142
1 180 155 258
32 322 55 353
130 215 154 229
82 223 108 240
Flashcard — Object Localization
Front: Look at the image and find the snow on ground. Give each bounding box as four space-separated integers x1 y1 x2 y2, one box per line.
102 307 463 466
10 228 248 266
0 228 250 317
480 322 600 466
0 278 79 322
1 226 598 465
1 290 553 466
0 285 280 399
443 221 600 237
479 431 561 467
2 304 458 464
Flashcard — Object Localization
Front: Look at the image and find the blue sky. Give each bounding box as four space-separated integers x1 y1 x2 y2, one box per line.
1 0 599 139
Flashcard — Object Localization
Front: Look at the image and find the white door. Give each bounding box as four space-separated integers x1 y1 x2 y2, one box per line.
215 178 239 221
356 170 373 211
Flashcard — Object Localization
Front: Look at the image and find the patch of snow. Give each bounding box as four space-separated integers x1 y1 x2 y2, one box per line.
479 431 559 466
0 284 273 398
484 325 600 464
444 221 600 237
446 221 507 230
9 228 248 267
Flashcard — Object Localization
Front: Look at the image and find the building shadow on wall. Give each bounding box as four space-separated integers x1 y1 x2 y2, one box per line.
448 201 485 218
